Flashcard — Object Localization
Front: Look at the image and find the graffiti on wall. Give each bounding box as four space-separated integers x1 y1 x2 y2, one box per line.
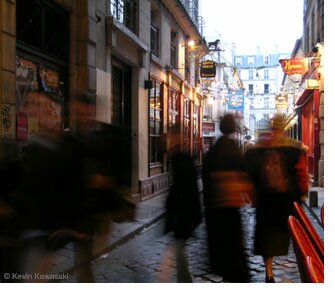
1 103 16 139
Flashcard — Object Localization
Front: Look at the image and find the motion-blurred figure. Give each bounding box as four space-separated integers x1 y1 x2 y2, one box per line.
164 125 202 283
244 113 309 283
202 113 251 282
0 143 25 281
1 92 135 282
64 92 135 282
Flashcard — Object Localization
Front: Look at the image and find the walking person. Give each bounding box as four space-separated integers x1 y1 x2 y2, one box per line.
164 125 202 283
244 113 309 283
202 113 252 282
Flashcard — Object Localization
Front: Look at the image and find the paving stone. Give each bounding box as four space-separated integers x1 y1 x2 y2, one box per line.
283 262 298 268
203 273 223 282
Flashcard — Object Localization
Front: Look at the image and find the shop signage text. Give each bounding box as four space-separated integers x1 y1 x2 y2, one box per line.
200 60 217 78
279 58 309 75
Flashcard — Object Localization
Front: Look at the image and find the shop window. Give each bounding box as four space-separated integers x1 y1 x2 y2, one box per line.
16 56 66 139
193 105 200 161
16 0 69 141
168 89 180 128
149 81 163 164
183 99 191 152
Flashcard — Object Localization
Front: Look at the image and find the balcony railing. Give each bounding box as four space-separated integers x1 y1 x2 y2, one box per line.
109 0 137 33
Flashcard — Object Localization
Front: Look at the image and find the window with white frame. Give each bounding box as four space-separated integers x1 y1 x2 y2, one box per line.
249 69 253 80
263 55 270 65
235 56 242 66
248 56 255 65
203 105 212 120
248 84 253 94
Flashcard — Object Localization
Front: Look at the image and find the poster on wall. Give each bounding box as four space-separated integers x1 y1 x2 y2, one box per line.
22 92 62 134
16 57 38 101
16 57 38 88
17 112 28 140
39 65 60 93
1 103 16 139
16 56 65 138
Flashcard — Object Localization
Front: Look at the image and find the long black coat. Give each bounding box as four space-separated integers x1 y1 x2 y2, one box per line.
165 152 201 239
202 136 250 282
244 135 308 257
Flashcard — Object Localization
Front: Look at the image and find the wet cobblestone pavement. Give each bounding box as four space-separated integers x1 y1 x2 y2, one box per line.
61 206 302 283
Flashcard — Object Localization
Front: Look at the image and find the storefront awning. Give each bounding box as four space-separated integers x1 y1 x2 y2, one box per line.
296 88 314 106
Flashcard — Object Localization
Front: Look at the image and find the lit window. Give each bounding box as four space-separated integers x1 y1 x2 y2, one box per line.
149 81 163 164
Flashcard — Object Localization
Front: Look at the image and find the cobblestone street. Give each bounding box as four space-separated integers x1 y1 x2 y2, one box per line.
61 207 302 283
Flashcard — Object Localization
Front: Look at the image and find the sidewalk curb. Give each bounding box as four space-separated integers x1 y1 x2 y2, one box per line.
54 211 167 281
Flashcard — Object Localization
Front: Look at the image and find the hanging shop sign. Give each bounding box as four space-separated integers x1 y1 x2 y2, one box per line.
227 89 244 115
200 60 217 78
275 94 288 109
279 58 309 75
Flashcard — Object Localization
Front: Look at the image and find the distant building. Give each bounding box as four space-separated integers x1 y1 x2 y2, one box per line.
234 50 289 139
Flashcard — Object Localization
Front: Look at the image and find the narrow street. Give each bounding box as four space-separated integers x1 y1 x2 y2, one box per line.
62 207 301 283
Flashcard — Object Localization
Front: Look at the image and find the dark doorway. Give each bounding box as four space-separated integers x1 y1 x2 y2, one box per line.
112 58 132 187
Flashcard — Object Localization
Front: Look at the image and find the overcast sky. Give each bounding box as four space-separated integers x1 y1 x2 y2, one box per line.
199 0 304 54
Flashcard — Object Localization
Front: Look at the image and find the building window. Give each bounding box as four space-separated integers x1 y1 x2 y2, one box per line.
183 99 191 152
16 0 69 136
193 105 200 161
264 69 269 79
203 105 212 120
150 24 159 57
170 31 178 68
110 0 137 33
168 89 180 127
264 83 269 94
149 81 162 164
17 0 69 61
248 84 254 94
248 56 255 65
249 69 253 80
263 55 270 65
235 56 242 66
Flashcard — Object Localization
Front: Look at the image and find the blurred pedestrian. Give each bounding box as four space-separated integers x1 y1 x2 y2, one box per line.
164 125 202 283
68 92 135 282
202 113 252 282
10 92 135 282
244 113 309 283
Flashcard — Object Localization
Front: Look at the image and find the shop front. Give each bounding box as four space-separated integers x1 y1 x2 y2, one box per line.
296 88 320 185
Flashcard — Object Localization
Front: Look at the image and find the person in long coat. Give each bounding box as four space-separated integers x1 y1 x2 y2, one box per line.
164 125 202 282
244 113 309 282
202 113 250 282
